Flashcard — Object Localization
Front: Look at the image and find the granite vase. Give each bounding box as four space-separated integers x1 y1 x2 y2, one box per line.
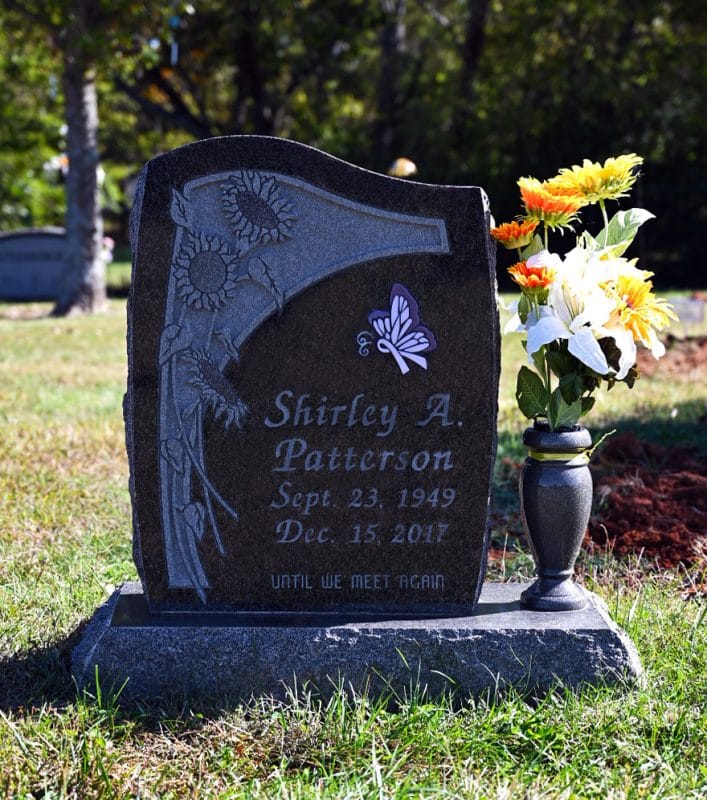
519 422 592 612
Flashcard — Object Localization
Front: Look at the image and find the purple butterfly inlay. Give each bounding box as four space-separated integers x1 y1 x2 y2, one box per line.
360 283 436 374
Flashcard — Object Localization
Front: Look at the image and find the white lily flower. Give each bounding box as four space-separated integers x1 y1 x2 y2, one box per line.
525 249 616 375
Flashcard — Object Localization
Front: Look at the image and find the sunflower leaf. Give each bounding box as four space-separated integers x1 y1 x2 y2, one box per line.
170 189 191 227
159 324 192 366
160 438 185 472
248 257 285 312
183 502 206 542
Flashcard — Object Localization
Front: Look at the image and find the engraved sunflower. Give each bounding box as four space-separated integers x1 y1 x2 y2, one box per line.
174 232 240 310
222 170 295 244
184 349 248 430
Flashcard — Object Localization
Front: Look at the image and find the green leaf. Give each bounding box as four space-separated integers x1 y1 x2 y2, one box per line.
547 388 581 430
597 208 655 257
516 367 549 419
531 347 546 376
577 230 599 251
546 350 574 377
520 234 544 260
518 293 531 324
581 397 596 416
559 373 583 404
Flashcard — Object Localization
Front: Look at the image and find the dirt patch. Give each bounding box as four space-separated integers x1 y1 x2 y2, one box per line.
635 334 707 379
586 432 707 570
586 336 707 574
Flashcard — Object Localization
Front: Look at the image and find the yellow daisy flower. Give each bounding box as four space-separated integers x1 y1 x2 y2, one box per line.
548 154 644 204
604 273 677 349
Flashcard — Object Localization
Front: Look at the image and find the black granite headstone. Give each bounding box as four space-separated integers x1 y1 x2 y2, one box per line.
0 228 66 300
127 136 499 615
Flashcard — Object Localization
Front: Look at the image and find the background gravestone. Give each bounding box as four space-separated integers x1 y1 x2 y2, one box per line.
0 228 66 300
126 136 499 615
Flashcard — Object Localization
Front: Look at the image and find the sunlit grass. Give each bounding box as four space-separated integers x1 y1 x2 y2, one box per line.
0 295 705 798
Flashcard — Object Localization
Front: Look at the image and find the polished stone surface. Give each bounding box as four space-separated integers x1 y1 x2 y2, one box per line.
127 137 499 614
72 581 642 704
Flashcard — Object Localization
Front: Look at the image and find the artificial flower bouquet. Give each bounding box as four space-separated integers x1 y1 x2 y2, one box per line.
492 154 677 431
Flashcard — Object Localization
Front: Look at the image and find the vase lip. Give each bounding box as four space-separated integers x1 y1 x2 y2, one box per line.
523 421 592 451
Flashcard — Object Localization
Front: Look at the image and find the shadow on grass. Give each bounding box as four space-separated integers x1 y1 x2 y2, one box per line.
107 283 130 299
495 399 707 467
590 409 707 456
0 622 88 711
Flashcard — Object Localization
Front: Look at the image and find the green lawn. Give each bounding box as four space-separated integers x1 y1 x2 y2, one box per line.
0 295 705 799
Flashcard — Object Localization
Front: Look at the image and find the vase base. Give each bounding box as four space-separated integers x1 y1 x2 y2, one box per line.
520 577 588 612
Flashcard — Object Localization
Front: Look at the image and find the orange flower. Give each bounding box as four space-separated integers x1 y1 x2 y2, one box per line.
490 219 539 249
508 259 557 292
518 177 585 230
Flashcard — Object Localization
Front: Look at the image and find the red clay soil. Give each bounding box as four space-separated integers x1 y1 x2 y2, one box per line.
586 432 707 570
583 334 707 573
634 333 707 379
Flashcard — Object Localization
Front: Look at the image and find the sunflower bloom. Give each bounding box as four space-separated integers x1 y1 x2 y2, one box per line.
518 177 585 230
508 257 557 293
548 154 643 204
491 219 539 249
604 273 677 354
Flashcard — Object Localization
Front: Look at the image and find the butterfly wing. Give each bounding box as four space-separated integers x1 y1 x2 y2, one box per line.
367 283 436 373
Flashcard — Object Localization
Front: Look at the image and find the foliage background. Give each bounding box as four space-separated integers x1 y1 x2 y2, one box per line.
1 0 705 288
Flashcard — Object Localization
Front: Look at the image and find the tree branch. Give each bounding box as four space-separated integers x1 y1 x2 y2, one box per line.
114 75 215 140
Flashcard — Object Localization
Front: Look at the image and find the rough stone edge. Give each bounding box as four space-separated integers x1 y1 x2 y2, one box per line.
71 582 643 704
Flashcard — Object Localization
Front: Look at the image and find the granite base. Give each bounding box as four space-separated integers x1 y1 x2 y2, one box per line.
72 582 642 704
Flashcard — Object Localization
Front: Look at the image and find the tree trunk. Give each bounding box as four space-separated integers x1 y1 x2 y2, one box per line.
371 0 407 171
54 52 106 315
451 0 490 153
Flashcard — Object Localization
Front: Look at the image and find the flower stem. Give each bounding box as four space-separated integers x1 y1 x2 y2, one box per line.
543 224 549 251
599 199 609 247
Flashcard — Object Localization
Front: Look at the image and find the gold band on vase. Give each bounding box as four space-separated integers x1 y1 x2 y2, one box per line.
527 449 590 466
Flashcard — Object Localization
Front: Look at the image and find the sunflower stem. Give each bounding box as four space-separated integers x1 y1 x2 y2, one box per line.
206 309 217 350
196 408 225 555
169 361 240 523
179 412 240 521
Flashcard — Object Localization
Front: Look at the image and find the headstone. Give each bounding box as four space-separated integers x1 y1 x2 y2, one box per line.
0 228 66 300
72 137 641 701
669 296 704 338
126 136 500 615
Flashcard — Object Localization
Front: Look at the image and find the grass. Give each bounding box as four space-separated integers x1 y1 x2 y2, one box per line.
0 293 706 798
